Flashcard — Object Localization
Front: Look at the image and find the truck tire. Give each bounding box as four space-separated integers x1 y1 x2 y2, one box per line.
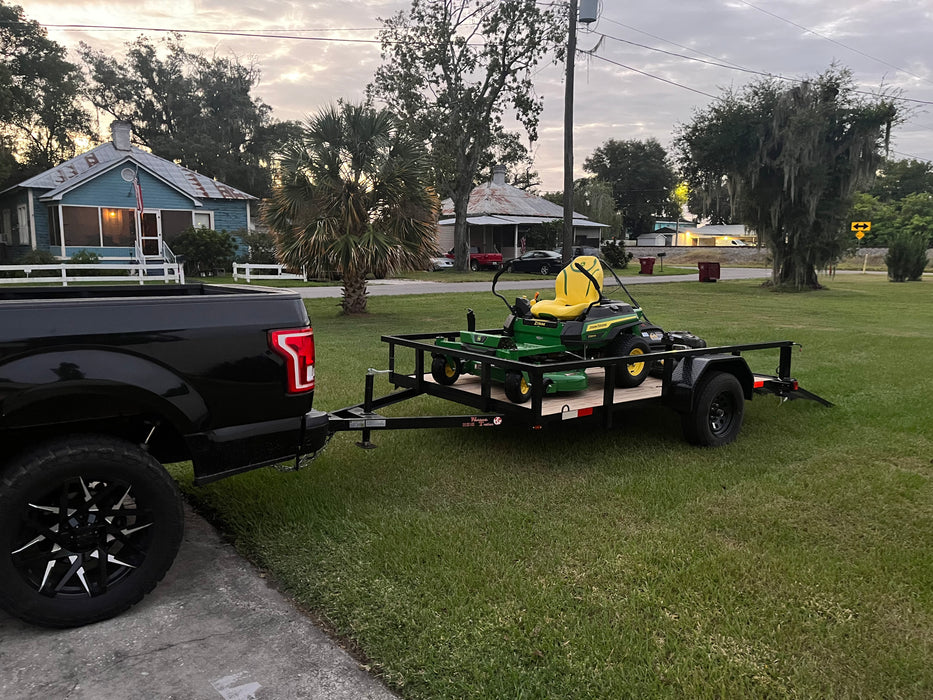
681 371 744 447
431 355 461 385
609 334 650 388
0 435 184 628
504 372 532 403
470 260 480 272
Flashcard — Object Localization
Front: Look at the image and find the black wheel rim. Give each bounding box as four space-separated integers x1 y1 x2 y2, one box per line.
11 476 154 599
708 391 736 437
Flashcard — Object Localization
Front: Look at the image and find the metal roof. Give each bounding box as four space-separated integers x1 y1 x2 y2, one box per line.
13 142 256 202
441 180 591 220
439 215 607 228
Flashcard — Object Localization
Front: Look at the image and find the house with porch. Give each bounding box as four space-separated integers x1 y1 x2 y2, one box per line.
437 165 608 258
0 121 255 265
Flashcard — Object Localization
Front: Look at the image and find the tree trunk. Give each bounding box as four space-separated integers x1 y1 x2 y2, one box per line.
451 187 472 272
341 270 369 314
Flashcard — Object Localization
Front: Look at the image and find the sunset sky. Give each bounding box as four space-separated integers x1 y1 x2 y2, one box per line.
19 0 933 191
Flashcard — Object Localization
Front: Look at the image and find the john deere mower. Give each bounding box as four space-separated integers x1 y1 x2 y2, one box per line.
431 255 706 403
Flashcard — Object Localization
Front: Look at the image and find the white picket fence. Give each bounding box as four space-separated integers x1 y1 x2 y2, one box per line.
233 263 305 282
0 262 185 286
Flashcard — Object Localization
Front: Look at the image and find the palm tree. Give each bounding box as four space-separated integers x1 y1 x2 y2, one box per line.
264 103 439 313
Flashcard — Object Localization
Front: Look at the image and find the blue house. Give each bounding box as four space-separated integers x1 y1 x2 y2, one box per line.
0 121 255 264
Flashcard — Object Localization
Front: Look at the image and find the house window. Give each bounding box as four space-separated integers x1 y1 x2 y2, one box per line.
16 204 29 245
48 207 62 246
161 210 194 243
194 212 212 229
0 209 10 245
61 206 102 246
100 208 137 246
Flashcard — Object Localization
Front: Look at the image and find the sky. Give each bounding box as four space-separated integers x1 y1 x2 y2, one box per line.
18 0 933 192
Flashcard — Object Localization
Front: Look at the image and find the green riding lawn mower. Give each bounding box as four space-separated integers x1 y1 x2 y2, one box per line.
431 255 707 403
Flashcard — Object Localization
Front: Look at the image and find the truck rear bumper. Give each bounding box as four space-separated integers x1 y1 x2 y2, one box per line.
190 409 332 485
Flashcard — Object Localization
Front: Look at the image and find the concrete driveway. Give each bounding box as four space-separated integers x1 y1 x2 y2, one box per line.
0 505 397 700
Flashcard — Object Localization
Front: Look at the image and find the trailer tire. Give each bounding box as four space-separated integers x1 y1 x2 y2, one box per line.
682 371 744 447
504 372 532 403
0 435 184 628
609 334 650 388
431 355 461 385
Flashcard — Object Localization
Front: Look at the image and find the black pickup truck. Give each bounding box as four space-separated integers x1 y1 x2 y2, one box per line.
0 284 330 628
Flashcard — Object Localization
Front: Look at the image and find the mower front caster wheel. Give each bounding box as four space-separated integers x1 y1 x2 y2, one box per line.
431 355 461 385
504 372 532 403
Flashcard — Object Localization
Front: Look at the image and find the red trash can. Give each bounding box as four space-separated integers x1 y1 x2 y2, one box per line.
638 257 656 275
698 261 721 282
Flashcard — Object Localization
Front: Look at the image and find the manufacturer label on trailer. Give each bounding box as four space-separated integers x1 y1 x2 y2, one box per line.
461 416 503 427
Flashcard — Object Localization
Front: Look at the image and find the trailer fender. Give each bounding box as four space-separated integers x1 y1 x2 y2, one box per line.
666 354 754 413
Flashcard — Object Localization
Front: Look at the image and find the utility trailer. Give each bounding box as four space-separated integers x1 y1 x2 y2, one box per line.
322 330 832 450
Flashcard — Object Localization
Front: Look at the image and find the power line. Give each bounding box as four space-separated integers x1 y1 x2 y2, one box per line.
35 23 385 45
585 53 718 99
890 150 933 164
733 0 932 86
590 32 933 106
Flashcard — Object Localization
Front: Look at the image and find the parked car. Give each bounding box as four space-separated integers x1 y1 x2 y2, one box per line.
429 253 454 271
573 246 602 258
445 246 503 271
507 249 563 275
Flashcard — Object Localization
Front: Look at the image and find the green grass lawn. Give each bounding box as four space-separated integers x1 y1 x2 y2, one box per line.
173 275 932 699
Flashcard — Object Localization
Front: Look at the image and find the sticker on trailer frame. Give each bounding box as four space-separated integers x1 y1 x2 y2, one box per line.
461 416 503 427
561 407 594 420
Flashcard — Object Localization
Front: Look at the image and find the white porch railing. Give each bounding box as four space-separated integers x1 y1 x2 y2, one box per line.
233 263 305 282
0 262 184 286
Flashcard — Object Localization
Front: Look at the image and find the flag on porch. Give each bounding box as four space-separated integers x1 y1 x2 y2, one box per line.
520 236 526 254
133 177 144 213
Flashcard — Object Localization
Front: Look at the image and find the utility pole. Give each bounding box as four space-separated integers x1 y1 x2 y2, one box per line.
561 0 578 265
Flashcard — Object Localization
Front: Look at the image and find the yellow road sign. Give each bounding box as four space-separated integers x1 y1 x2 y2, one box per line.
851 221 871 232
856 231 865 240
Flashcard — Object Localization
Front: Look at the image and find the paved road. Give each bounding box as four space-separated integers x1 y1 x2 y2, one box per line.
0 505 397 700
292 267 773 298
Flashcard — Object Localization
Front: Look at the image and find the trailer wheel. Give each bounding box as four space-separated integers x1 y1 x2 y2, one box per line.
431 355 461 385
609 334 650 388
682 371 744 447
504 372 532 403
0 435 184 628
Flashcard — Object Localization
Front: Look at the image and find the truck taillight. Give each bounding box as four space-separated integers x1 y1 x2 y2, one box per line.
269 328 315 393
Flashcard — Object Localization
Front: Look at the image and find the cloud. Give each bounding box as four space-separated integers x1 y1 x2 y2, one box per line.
24 0 933 189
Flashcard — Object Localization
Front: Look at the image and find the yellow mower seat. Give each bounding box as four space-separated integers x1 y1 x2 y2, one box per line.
531 255 604 321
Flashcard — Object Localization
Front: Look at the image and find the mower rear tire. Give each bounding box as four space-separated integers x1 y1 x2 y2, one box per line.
681 371 744 447
609 334 650 388
431 355 461 385
504 372 532 403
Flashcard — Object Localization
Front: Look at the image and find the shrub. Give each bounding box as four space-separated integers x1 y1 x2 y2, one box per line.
601 240 634 269
0 248 59 278
69 249 112 276
171 228 236 275
884 232 928 282
235 230 278 265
